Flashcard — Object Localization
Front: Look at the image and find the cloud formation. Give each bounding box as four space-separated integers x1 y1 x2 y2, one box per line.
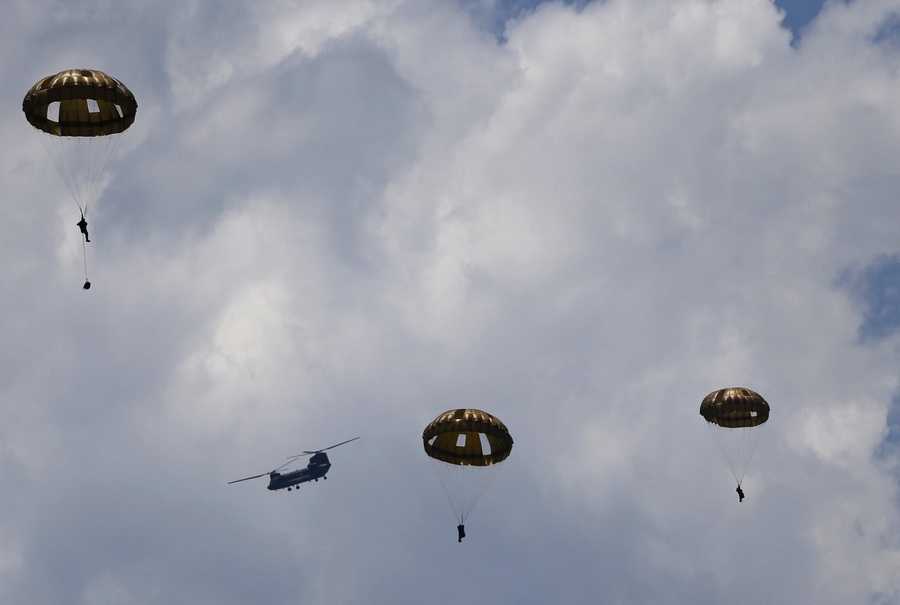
2 0 900 603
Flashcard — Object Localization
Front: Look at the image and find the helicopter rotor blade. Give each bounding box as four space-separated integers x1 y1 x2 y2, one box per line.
227 473 268 485
228 440 360 485
300 437 361 455
272 456 304 473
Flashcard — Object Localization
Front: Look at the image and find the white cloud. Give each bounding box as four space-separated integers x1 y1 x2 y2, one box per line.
3 0 900 603
793 397 890 468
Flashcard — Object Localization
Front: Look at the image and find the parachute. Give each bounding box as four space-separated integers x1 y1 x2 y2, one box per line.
423 408 513 525
700 387 769 488
23 69 137 286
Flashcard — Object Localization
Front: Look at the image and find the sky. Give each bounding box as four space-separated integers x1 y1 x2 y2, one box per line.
2 0 900 603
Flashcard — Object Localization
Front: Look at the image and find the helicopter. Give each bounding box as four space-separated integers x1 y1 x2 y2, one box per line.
228 437 360 491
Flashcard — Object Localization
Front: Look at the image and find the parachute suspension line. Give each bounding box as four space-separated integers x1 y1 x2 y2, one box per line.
37 130 127 215
705 423 763 487
83 131 126 215
429 459 464 523
428 458 501 524
38 133 80 212
459 464 501 523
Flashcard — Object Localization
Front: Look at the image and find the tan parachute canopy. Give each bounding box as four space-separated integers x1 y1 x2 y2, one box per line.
423 408 514 467
700 387 770 488
22 69 137 137
423 408 514 525
700 387 770 429
23 69 138 288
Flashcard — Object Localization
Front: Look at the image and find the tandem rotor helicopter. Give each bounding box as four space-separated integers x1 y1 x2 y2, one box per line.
228 437 360 492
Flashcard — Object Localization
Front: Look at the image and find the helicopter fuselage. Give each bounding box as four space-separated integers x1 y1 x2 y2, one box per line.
228 438 358 491
267 452 331 490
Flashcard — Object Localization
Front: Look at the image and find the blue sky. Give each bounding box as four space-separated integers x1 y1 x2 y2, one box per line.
842 255 900 343
775 0 827 37
2 1 900 604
